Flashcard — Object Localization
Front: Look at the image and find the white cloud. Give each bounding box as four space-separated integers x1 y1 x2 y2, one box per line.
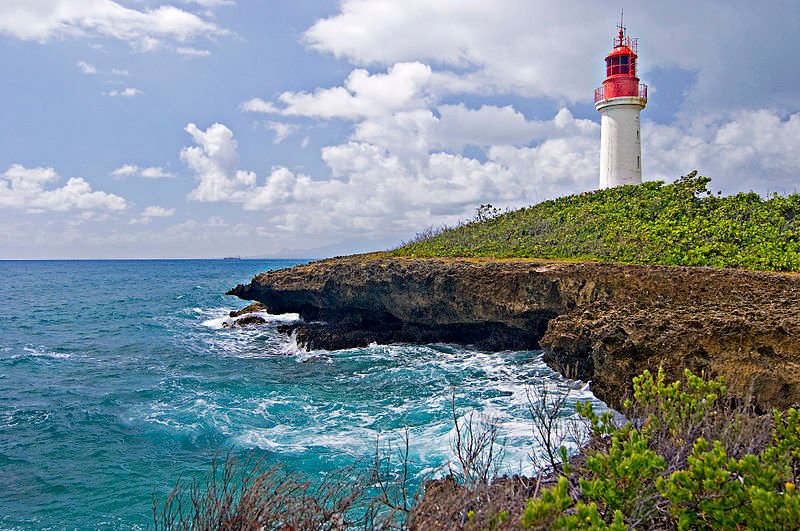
266 121 299 144
140 166 174 178
181 122 256 202
268 61 598 163
275 62 434 120
111 68 130 76
77 60 97 74
106 87 142 97
176 46 210 57
241 63 435 122
0 164 127 213
239 98 279 114
112 164 174 178
644 110 800 194
111 164 139 177
0 0 228 51
131 205 176 224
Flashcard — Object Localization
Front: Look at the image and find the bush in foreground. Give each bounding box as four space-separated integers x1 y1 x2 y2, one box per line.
519 369 800 530
393 172 800 272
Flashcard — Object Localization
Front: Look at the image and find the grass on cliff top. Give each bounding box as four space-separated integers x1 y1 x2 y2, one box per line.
391 171 800 272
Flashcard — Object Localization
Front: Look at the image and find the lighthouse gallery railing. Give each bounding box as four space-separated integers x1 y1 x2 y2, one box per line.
594 83 648 104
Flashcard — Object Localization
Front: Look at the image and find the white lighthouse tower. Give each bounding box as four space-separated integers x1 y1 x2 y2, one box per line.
595 19 648 189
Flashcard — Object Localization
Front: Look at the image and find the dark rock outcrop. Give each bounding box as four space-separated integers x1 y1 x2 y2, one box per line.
229 301 267 317
228 254 800 410
222 314 267 327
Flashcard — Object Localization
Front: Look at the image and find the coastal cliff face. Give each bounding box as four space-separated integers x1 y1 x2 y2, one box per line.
228 254 800 410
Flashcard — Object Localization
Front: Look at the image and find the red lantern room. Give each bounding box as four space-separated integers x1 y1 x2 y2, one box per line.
594 24 648 103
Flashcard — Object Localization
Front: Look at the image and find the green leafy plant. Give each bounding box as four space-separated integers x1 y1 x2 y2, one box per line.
520 369 800 529
392 172 800 272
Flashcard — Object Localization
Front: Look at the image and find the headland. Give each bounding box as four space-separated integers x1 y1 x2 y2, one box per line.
228 253 800 411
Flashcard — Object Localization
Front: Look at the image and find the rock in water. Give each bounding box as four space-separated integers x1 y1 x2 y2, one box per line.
222 314 267 328
229 301 267 317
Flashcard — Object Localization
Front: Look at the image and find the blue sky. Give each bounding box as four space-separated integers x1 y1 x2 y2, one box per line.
1 1 799 259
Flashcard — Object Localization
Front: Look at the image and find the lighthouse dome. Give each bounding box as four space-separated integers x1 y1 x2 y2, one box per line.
605 41 638 78
595 26 646 102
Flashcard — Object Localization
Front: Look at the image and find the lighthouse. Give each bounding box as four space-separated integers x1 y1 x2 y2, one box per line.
595 19 648 189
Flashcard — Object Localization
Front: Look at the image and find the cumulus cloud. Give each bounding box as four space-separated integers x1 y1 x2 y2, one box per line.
276 62 434 120
111 164 138 177
239 98 279 114
112 164 174 178
181 122 257 203
77 60 97 74
241 63 436 122
0 164 127 213
0 0 227 51
141 166 174 178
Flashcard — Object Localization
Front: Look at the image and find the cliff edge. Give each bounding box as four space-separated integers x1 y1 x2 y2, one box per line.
228 254 800 410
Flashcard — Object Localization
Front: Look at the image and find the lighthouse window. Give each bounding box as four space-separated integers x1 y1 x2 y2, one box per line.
606 56 632 76
619 55 630 74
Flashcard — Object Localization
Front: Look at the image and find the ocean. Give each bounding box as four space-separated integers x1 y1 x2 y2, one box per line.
0 259 608 528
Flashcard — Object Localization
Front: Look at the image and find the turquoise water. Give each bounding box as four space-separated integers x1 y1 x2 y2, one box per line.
0 260 607 528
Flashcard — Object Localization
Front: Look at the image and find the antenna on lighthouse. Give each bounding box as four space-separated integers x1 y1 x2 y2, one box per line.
616 9 625 45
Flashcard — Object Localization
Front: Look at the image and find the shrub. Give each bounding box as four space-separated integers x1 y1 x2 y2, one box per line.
392 172 800 272
520 369 800 529
152 453 367 530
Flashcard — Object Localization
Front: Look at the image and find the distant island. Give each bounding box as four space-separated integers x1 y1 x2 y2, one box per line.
222 255 242 260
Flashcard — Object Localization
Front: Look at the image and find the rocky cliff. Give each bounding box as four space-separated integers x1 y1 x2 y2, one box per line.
228 254 800 410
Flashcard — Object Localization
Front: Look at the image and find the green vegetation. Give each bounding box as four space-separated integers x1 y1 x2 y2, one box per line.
520 368 800 529
393 172 800 272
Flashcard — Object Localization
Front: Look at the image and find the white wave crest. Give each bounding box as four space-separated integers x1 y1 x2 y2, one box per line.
199 307 301 329
21 346 72 360
275 330 332 363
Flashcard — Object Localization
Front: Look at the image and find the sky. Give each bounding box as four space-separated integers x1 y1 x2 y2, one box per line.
1 1 799 259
